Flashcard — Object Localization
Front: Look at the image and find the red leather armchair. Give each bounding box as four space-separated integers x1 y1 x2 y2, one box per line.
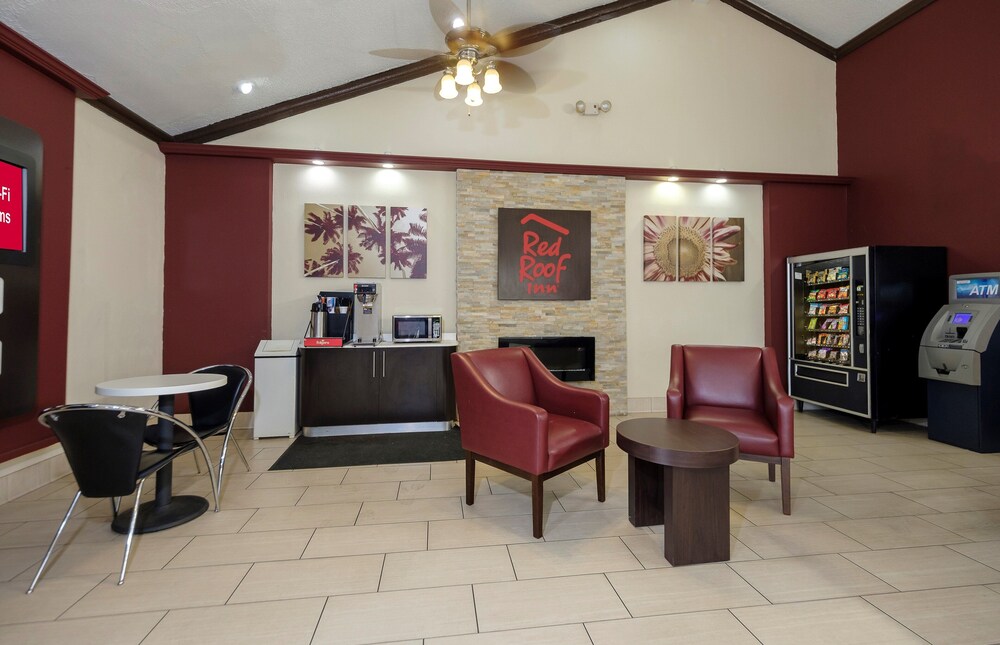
451 346 610 538
667 344 795 514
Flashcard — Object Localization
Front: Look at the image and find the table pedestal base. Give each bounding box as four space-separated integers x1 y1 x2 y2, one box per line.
111 495 209 534
628 455 730 566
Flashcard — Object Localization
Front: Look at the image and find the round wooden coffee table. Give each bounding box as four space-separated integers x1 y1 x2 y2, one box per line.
616 418 739 566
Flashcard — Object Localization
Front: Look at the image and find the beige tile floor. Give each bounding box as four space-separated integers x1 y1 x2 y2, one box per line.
1 410 1000 644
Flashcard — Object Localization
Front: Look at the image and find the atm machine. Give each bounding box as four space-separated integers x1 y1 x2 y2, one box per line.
918 273 1000 452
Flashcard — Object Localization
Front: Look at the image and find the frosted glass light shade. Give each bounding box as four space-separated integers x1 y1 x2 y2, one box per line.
482 65 501 94
464 82 483 106
439 72 458 99
455 58 474 85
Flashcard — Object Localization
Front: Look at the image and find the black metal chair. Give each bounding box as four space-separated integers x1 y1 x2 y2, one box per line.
145 364 252 499
28 404 219 593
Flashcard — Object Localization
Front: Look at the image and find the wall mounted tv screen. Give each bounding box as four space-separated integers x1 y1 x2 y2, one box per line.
0 157 26 253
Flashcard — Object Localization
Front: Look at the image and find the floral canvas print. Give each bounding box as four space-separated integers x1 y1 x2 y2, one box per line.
304 203 344 277
347 205 387 278
643 215 744 282
643 215 677 282
712 217 744 282
390 207 428 279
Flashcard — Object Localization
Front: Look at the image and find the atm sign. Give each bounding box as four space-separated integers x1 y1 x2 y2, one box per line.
955 278 1000 299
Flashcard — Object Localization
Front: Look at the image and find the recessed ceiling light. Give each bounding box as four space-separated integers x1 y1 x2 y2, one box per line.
715 178 728 184
382 163 395 169
238 81 254 95
311 160 325 166
666 176 680 182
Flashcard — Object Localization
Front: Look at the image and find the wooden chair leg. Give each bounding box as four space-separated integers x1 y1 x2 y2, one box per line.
768 463 776 482
780 457 791 515
465 453 475 506
596 450 606 503
531 476 543 539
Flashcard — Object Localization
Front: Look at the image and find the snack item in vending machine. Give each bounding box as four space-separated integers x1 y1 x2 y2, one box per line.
838 286 850 299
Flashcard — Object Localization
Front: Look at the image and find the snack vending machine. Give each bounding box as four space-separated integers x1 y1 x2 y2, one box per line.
787 246 946 431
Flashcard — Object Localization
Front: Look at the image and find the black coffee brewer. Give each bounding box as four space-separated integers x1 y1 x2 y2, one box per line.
307 291 354 341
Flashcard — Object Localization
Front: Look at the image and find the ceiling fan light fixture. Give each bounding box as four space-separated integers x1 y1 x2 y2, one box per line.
482 63 501 94
439 70 458 99
455 56 475 86
464 81 483 107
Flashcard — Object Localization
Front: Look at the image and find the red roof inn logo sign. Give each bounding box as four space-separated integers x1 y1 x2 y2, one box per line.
497 208 591 300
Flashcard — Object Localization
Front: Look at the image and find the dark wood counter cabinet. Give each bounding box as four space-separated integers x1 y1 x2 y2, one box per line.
298 342 456 436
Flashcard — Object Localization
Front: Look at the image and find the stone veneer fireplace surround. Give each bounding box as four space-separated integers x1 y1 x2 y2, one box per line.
456 170 627 414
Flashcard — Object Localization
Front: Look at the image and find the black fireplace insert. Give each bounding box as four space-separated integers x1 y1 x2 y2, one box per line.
498 336 596 382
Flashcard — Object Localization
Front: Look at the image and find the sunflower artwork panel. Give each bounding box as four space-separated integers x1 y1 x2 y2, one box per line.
712 217 744 282
303 203 344 277
642 215 744 282
390 207 428 279
643 215 677 282
347 205 387 278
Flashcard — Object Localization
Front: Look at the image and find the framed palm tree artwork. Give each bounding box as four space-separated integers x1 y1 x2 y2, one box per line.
390 207 428 279
347 205 387 278
304 203 344 277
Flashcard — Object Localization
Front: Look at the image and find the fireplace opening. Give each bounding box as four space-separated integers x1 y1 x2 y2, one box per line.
498 336 595 382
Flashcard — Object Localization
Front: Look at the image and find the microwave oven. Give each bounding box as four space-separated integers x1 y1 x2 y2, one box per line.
391 315 443 343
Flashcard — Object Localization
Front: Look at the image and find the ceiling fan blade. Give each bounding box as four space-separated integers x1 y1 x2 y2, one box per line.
370 47 445 61
490 23 554 56
494 61 535 94
429 0 464 35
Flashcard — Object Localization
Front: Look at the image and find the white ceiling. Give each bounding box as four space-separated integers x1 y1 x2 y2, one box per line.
0 0 915 137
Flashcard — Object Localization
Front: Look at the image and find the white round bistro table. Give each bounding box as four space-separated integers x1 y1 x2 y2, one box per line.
95 373 227 533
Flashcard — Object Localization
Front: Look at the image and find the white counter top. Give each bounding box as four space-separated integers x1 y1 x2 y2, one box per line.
304 339 458 349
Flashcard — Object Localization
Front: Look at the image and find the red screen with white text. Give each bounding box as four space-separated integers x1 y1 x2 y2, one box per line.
0 159 25 252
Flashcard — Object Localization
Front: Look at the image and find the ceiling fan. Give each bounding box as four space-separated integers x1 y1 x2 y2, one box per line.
371 0 540 107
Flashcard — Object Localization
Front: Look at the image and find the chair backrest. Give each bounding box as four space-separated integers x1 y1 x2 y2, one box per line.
188 364 251 432
462 347 537 405
682 345 764 411
38 405 150 498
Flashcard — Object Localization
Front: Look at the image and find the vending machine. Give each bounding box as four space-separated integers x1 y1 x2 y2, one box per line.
787 246 946 431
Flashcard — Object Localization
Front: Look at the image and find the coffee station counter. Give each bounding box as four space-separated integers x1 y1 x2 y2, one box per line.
298 339 457 437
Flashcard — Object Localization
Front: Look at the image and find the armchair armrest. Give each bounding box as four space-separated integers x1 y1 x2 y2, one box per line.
666 344 686 418
761 347 794 458
524 350 609 441
452 354 550 474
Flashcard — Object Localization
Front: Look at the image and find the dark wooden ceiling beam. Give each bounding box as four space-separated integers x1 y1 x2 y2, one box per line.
836 0 937 58
173 0 673 143
87 97 173 142
0 23 108 99
718 0 836 60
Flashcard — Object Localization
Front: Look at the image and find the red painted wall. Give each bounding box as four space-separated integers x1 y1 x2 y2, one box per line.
763 182 850 385
838 0 1000 273
162 154 272 408
0 50 74 462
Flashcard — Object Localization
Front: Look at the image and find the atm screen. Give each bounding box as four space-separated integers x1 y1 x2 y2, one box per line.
952 312 973 325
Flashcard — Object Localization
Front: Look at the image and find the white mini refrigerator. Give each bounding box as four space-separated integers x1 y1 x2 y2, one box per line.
252 340 299 439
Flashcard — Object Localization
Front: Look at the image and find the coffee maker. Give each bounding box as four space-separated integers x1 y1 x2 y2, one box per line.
352 283 382 345
308 291 354 341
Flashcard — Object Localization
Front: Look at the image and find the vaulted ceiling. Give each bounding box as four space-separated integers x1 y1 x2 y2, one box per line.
0 0 933 142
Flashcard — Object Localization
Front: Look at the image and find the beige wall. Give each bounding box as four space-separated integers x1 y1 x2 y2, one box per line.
67 101 166 404
625 180 765 410
219 0 837 175
232 0 837 408
271 164 457 340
